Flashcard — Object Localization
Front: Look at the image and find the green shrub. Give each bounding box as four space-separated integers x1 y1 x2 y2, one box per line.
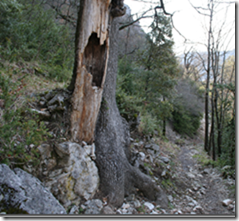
172 109 202 137
0 72 50 168
138 112 159 136
0 0 74 82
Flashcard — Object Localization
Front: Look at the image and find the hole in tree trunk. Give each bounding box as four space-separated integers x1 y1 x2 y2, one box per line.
82 32 107 88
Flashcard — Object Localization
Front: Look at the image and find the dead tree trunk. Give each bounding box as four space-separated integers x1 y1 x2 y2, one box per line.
68 0 112 143
94 16 168 208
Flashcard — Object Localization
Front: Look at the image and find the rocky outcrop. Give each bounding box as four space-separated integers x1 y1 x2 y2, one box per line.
37 142 99 208
0 164 66 214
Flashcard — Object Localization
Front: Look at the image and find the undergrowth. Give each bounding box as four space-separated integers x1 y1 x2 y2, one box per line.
0 69 52 169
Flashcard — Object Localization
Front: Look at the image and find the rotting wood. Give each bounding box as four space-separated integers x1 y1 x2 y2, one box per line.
70 0 111 143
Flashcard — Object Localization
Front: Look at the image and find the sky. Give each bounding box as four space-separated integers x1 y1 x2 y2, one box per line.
124 0 236 56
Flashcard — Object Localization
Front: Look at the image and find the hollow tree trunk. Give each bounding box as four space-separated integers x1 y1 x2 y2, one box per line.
94 16 168 208
68 0 112 143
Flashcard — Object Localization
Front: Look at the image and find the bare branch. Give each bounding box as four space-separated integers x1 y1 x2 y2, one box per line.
188 0 210 16
119 8 152 30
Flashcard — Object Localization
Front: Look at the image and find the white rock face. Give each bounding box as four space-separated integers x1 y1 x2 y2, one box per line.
44 142 99 208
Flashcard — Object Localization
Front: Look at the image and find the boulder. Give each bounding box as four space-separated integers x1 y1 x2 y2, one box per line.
0 164 66 214
44 142 99 208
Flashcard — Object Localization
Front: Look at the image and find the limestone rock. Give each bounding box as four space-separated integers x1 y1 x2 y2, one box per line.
144 202 154 211
133 200 141 208
44 142 99 208
222 199 233 207
0 164 66 214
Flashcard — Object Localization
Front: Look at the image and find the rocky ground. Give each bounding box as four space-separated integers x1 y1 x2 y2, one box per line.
68 125 235 216
0 89 235 216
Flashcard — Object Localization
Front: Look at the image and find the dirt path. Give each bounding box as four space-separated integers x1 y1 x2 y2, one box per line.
172 139 235 215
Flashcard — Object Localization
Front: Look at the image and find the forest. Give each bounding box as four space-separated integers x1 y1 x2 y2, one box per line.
0 0 235 216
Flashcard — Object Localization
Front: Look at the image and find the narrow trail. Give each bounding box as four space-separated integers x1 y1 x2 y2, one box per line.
173 139 235 215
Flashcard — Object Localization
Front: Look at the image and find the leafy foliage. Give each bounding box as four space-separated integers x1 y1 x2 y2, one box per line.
0 0 74 82
116 12 178 136
172 78 203 136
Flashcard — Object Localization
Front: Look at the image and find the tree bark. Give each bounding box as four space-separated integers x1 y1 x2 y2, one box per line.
95 17 168 208
204 0 213 153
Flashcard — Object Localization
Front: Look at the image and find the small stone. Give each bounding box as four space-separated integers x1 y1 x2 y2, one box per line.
133 200 141 208
178 210 183 214
147 149 155 156
69 205 79 214
151 144 160 152
191 212 196 215
159 156 169 164
193 186 199 191
130 138 134 142
145 144 151 149
186 172 195 179
139 141 144 146
122 203 130 209
144 202 154 211
161 170 166 177
138 152 145 161
134 143 139 147
121 208 128 214
95 199 103 208
193 205 203 212
228 204 234 210
39 101 45 106
222 199 233 206
168 195 173 202
101 206 116 214
197 174 203 178
126 194 135 201
31 108 51 118
186 196 198 206
203 168 210 174
116 209 122 214
127 207 137 214
150 210 159 214
81 205 86 210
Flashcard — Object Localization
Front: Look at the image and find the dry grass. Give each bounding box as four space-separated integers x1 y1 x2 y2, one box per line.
1 61 69 110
